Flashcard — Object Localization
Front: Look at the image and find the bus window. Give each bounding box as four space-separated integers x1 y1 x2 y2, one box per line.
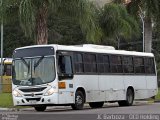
122 56 134 73
110 55 123 73
103 55 110 73
134 57 145 74
144 58 155 74
74 53 84 73
58 55 73 79
97 54 104 73
83 54 97 73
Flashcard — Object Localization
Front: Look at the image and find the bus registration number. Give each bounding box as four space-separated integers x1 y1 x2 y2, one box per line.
29 100 37 104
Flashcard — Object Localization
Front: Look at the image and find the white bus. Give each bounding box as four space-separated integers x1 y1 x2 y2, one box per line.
12 44 158 111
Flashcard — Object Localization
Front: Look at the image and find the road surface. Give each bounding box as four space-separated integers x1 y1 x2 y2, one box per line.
0 102 160 120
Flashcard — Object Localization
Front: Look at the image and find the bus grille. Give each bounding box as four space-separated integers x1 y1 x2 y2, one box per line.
24 93 43 96
19 87 47 92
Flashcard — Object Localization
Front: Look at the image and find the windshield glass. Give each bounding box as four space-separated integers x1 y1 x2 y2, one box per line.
12 56 55 86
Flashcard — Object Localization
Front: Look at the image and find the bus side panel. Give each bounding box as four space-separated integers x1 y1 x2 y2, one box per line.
74 75 99 102
98 75 113 101
58 80 74 104
99 75 125 101
146 76 158 98
124 76 148 99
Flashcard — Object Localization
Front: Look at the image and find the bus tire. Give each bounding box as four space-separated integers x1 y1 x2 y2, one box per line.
89 102 104 108
34 105 46 111
71 91 84 110
118 88 134 106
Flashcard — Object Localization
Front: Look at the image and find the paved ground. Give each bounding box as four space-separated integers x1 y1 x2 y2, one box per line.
0 101 160 120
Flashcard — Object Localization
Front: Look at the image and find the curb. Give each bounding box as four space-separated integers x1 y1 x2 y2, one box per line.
154 100 160 103
0 108 19 111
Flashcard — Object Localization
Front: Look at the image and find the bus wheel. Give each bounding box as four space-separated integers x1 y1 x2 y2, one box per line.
34 105 46 111
71 91 84 110
89 102 104 108
118 88 134 106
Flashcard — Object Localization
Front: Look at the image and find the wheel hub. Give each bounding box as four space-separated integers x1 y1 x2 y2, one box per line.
76 95 83 105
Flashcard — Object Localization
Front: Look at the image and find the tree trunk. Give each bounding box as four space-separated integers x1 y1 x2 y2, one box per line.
36 3 48 45
144 17 152 53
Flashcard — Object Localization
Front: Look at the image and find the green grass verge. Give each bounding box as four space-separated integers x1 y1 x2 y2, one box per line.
0 93 13 108
155 88 160 100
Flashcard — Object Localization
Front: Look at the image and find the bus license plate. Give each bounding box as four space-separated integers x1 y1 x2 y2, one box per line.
29 100 37 104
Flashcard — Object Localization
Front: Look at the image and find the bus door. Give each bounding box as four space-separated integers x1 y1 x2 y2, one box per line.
57 52 74 104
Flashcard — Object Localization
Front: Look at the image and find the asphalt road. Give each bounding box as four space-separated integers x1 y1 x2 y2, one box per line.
0 102 160 120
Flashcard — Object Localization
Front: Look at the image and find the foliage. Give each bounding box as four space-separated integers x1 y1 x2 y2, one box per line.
3 14 87 57
3 21 33 57
153 31 160 80
98 3 140 47
0 0 19 24
1 0 102 44
114 0 160 19
48 14 87 45
155 88 160 100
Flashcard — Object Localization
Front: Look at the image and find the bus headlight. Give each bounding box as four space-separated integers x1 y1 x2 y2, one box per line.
44 88 55 96
13 90 22 97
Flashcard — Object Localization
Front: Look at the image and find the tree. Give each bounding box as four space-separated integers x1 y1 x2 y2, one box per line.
115 0 160 52
2 13 88 57
98 3 139 48
1 0 101 45
48 14 87 45
3 21 34 57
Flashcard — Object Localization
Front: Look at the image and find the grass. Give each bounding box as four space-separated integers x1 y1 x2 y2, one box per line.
155 88 160 100
0 93 13 108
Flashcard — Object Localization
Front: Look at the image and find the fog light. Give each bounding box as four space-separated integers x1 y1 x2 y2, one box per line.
48 99 51 102
22 99 25 103
42 98 44 102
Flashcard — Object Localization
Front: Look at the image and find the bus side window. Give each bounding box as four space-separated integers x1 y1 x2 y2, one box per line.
58 55 73 79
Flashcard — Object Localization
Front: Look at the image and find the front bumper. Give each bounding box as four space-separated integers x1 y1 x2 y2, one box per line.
13 93 58 106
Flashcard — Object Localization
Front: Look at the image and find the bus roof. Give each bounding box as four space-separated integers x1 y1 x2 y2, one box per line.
15 44 154 57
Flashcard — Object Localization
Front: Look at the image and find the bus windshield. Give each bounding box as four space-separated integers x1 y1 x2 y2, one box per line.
12 56 55 86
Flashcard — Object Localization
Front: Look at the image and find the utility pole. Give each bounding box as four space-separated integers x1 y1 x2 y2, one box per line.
139 6 145 52
0 0 3 93
139 14 145 52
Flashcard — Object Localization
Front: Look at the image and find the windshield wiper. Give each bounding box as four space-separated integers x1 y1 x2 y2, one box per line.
21 57 30 73
34 56 44 70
